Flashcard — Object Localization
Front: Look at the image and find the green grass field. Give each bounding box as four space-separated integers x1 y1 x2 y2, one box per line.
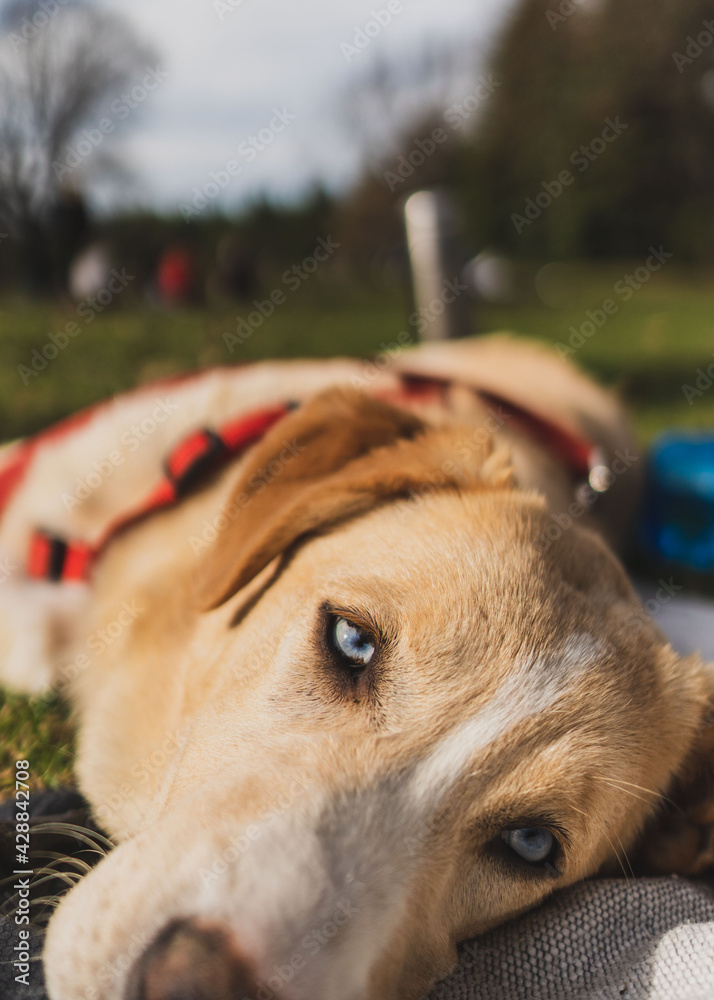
1 260 714 797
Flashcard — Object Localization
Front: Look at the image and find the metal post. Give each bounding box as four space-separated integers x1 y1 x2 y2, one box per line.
404 189 471 341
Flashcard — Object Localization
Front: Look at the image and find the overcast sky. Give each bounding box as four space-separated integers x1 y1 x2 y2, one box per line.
86 0 512 214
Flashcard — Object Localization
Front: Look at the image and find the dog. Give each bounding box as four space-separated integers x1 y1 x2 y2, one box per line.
0 335 712 1000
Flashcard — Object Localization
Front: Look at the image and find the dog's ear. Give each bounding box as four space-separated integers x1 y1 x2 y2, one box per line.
194 387 510 610
634 656 714 876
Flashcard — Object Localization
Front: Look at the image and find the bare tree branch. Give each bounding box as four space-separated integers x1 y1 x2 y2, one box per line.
0 0 155 243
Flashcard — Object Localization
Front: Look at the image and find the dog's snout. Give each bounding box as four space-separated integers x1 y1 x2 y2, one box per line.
125 918 260 1000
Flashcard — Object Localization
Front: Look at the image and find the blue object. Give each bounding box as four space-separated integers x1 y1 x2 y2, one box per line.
642 433 714 571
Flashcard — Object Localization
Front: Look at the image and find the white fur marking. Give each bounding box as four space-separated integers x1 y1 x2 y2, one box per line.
412 633 604 805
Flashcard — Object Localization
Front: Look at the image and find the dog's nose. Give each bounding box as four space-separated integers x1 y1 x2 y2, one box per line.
125 918 260 1000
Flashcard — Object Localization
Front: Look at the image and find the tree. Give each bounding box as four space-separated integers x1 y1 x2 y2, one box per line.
339 43 476 169
462 0 714 259
0 0 154 291
334 43 476 275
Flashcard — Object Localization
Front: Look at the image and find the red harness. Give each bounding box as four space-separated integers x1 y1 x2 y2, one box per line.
0 374 601 585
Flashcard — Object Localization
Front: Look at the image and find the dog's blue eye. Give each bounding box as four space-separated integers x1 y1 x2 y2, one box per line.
332 617 376 667
501 827 555 864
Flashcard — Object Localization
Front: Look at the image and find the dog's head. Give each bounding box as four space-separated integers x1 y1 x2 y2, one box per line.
45 389 714 1000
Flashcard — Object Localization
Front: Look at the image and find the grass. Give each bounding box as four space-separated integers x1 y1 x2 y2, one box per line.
1 259 714 798
0 691 75 792
0 283 410 440
481 260 714 440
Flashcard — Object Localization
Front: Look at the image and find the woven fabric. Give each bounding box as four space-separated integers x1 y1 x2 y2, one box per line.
429 877 714 1000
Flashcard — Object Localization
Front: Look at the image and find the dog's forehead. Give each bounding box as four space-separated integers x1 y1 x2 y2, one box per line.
315 487 596 579
307 488 622 648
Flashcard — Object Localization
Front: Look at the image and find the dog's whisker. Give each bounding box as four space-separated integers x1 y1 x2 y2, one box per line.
539 801 634 880
592 777 657 809
597 785 651 808
0 872 29 889
0 871 81 921
568 798 633 881
594 775 682 815
597 827 632 882
0 953 46 968
27 870 84 891
610 828 635 881
29 894 64 910
25 860 69 879
565 803 587 818
595 779 680 826
593 775 662 798
32 852 95 876
29 821 114 854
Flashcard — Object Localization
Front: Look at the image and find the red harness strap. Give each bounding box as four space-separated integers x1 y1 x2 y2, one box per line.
18 375 601 585
399 373 601 482
0 450 32 516
25 403 292 583
0 369 226 526
477 389 596 481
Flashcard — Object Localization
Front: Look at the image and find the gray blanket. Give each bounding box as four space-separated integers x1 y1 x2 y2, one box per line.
429 876 714 1000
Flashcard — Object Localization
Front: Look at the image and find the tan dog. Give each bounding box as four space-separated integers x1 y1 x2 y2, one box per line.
1 336 712 1000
